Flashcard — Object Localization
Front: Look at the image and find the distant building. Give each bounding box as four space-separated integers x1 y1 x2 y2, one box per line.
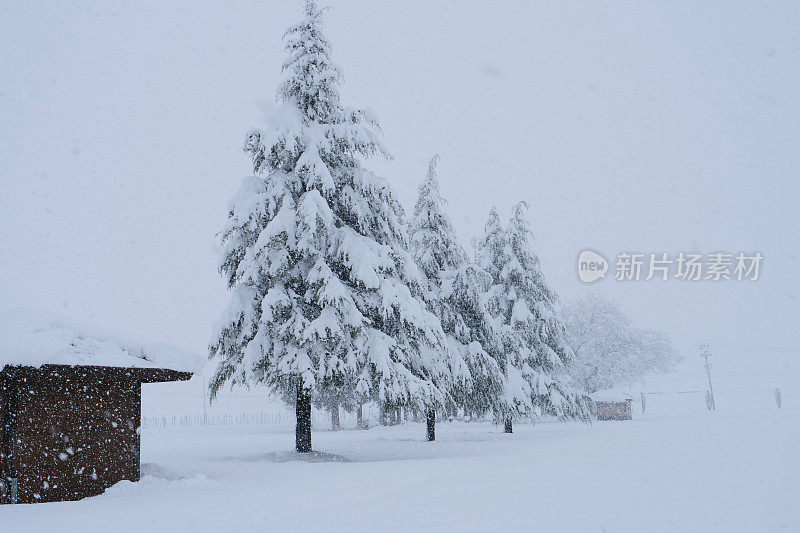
0 309 197 504
589 389 634 421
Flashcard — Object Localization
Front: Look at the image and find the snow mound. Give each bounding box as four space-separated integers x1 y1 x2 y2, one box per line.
0 307 201 372
221 451 352 463
102 473 208 498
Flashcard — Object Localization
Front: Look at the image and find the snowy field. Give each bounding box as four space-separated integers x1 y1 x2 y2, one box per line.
2 1 798 531
1 384 797 532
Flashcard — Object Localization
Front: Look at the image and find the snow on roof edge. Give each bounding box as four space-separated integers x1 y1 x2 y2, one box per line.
0 307 201 373
589 389 635 402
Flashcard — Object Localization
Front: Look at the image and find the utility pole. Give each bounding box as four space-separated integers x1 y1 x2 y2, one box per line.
700 344 715 410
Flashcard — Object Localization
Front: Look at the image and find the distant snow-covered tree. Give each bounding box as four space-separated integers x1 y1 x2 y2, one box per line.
477 204 590 432
409 156 503 438
209 0 451 452
562 292 681 393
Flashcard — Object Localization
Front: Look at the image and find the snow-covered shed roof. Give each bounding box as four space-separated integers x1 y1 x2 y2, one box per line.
589 389 635 403
0 308 201 373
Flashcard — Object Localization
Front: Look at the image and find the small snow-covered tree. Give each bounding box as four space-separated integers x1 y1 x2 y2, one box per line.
562 292 681 393
477 204 589 432
409 156 503 438
209 0 451 452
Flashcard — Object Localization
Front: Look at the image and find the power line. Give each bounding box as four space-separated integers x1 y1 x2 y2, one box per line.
705 344 800 353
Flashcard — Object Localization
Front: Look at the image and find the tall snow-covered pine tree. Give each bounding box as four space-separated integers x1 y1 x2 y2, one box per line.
210 0 452 452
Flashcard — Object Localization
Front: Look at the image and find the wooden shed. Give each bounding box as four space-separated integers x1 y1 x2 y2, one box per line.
0 309 196 504
590 389 635 421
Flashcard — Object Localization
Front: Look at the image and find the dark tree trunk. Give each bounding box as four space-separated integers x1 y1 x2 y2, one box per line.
330 402 341 431
504 417 513 434
356 404 367 429
295 385 312 453
379 404 388 426
426 409 436 442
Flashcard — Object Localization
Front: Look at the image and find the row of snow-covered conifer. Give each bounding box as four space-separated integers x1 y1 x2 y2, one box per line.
207 0 589 452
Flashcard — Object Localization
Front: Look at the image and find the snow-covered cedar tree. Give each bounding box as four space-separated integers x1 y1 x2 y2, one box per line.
477 204 590 432
562 292 681 393
209 0 452 451
475 208 532 431
409 156 503 436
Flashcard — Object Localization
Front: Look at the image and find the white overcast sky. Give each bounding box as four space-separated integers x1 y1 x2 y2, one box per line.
1 1 798 363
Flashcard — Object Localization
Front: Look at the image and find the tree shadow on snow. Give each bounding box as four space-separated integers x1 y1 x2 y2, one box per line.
222 450 352 463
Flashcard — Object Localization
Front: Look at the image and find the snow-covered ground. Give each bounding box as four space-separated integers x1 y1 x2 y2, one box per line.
2 383 797 532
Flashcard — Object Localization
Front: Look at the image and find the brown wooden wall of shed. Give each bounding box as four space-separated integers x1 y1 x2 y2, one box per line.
0 379 15 504
1 369 141 504
595 401 633 421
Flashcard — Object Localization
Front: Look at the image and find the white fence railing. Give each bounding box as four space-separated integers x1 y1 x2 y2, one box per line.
141 405 384 429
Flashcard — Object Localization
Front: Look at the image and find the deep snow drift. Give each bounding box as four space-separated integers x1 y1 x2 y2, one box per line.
1 387 796 532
